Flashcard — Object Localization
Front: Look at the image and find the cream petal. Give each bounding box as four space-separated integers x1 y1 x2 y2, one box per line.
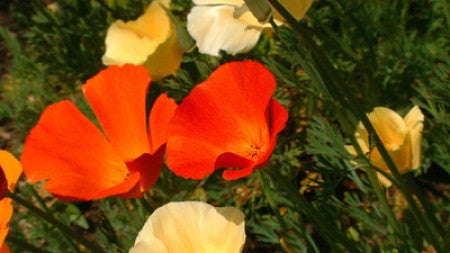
102 0 171 66
117 1 170 41
187 5 264 56
130 201 245 253
367 107 407 149
102 23 158 65
403 106 424 169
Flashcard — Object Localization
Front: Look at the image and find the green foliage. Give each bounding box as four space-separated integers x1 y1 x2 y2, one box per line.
412 58 450 174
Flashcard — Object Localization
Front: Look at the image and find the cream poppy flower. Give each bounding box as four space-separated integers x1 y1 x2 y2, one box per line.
347 106 424 187
102 0 183 80
187 0 312 56
129 201 246 253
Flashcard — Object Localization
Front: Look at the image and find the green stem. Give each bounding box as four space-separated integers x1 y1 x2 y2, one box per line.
139 197 154 215
365 166 408 250
23 184 82 253
6 191 107 253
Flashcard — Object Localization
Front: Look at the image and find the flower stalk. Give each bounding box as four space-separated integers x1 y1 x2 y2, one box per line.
6 191 107 253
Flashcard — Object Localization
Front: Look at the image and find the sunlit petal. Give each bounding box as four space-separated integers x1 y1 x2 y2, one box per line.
130 201 245 253
82 64 150 160
21 101 137 201
147 94 178 154
102 1 182 80
187 5 264 56
102 0 171 66
166 60 287 179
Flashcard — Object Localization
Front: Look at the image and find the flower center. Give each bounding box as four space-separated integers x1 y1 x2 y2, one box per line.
246 143 264 161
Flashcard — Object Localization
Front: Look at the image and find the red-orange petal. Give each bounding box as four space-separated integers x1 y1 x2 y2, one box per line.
82 64 150 161
21 100 137 201
166 60 287 179
117 151 164 198
148 93 178 153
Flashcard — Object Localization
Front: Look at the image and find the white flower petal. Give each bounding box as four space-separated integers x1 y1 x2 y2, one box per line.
187 5 264 56
130 201 245 253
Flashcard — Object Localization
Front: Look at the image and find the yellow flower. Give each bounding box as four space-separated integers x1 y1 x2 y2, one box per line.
0 150 23 253
187 0 312 56
129 201 246 253
348 106 424 187
102 0 183 80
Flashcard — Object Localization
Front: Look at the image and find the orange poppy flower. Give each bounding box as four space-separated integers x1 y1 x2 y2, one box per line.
21 64 177 201
166 60 288 180
0 150 23 253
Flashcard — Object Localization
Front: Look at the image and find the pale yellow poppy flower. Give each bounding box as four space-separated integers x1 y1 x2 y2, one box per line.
129 201 246 253
187 0 312 56
347 106 424 187
102 0 183 80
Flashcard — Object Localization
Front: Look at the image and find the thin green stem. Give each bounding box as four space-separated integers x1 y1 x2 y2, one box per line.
139 197 154 215
365 166 409 251
18 184 84 253
6 191 107 253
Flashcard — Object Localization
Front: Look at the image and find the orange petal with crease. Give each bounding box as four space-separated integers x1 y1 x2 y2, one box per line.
166 60 288 180
82 64 151 160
